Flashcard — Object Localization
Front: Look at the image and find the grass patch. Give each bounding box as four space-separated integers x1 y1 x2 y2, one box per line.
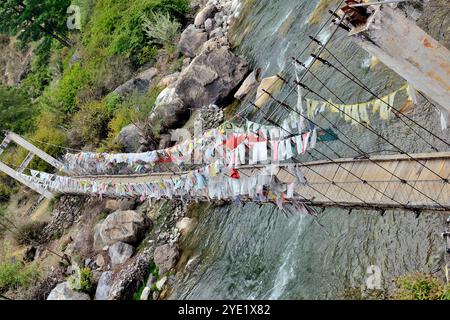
392 273 450 300
0 261 41 291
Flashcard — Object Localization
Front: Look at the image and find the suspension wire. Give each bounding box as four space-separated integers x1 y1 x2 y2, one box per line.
258 115 381 207
296 80 449 183
308 41 450 149
292 57 439 154
232 0 348 126
260 11 348 128
239 15 449 209
261 87 449 211
259 103 410 210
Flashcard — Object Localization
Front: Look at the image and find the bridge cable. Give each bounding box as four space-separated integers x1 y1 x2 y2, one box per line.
308 41 450 149
256 80 449 211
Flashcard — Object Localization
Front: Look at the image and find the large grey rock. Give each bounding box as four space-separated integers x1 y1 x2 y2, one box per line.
47 282 90 300
93 210 151 251
116 124 141 153
94 271 113 300
148 39 248 135
140 287 151 300
234 68 261 100
69 49 81 67
175 38 248 109
157 72 179 88
194 4 217 27
154 243 179 276
179 25 208 58
204 18 214 33
108 248 153 300
113 67 158 96
109 242 134 267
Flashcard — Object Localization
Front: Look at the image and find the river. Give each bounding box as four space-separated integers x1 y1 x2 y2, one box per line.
169 0 449 299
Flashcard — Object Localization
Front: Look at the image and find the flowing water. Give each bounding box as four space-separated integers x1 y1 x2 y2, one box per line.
170 0 450 299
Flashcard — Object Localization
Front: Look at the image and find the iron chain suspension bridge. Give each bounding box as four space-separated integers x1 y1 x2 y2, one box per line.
1 1 450 214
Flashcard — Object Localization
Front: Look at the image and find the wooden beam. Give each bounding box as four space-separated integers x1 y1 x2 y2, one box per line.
0 161 53 199
6 132 68 173
349 5 450 112
18 152 34 173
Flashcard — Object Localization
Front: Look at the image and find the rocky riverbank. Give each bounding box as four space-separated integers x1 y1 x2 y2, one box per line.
30 0 251 300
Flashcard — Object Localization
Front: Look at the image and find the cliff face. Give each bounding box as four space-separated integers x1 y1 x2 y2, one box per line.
0 36 34 86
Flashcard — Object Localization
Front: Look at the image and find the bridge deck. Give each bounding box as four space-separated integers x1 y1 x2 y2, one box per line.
68 152 450 211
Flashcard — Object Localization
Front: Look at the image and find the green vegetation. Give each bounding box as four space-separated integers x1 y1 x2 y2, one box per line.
132 260 159 300
68 266 94 295
0 0 72 48
0 85 37 134
392 273 450 300
0 261 40 291
142 11 181 47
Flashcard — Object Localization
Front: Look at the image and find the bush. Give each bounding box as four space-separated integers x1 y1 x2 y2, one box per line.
68 267 93 294
142 11 181 46
26 111 68 172
0 85 37 134
71 100 112 147
14 221 48 246
0 261 40 291
392 273 450 300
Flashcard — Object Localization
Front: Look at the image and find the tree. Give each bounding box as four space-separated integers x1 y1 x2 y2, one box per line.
0 0 72 48
0 85 37 134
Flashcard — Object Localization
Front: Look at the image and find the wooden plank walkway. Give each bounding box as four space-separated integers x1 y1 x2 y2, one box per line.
67 152 450 211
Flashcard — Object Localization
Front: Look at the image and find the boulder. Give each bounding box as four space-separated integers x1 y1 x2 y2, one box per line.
185 255 201 274
116 124 141 153
234 68 261 100
118 199 137 211
154 243 179 276
105 200 120 212
140 287 151 300
47 282 90 300
194 4 217 27
147 38 248 136
95 254 105 269
69 50 81 67
157 72 179 88
176 217 195 236
113 67 158 96
149 88 187 131
175 38 248 109
94 271 113 300
93 210 151 251
254 75 284 109
204 18 214 33
109 242 135 267
156 276 167 291
210 28 224 39
179 25 208 58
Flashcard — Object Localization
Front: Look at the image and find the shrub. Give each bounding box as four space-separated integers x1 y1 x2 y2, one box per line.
392 273 450 300
0 85 37 134
0 261 40 291
71 100 112 146
26 111 68 172
14 221 48 246
40 62 93 115
142 11 181 47
68 266 93 294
